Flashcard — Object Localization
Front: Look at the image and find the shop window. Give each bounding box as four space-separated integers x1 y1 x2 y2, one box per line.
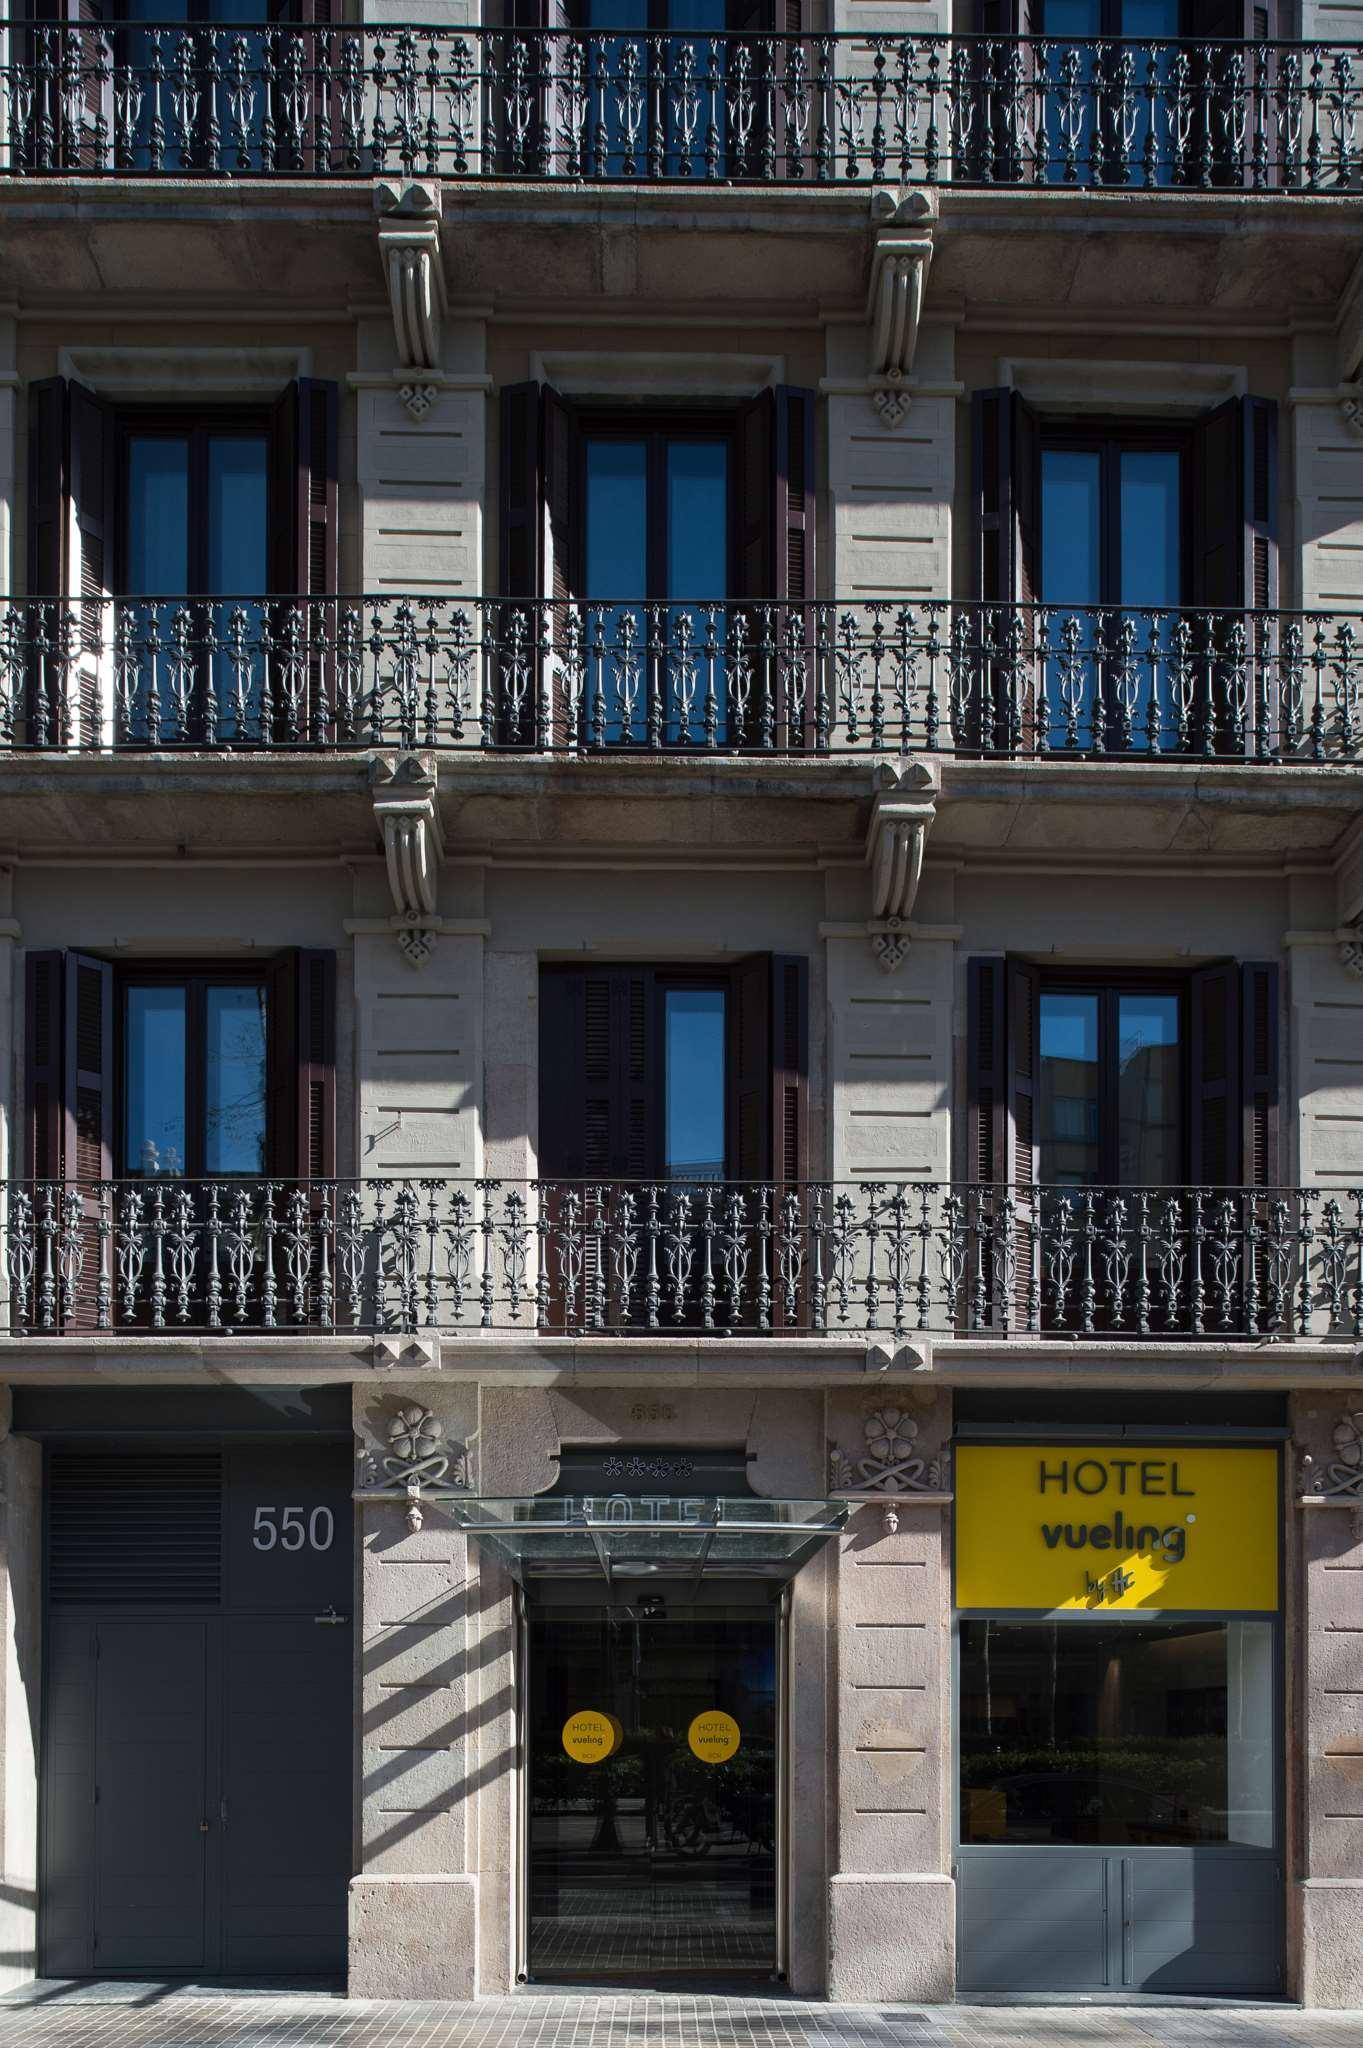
499 380 814 748
959 1617 1275 1850
24 948 336 1186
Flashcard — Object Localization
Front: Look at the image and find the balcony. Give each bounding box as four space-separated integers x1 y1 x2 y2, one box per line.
2 27 1360 191
4 1177 1359 1344
5 598 1362 763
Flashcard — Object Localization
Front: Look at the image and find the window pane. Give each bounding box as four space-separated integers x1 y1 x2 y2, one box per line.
1041 450 1100 609
1043 0 1101 33
585 441 648 601
666 441 728 602
207 436 268 595
1039 993 1100 1187
665 988 726 1180
1122 0 1180 35
959 1620 1275 1849
204 985 268 1176
1117 992 1181 1184
1119 450 1181 609
125 987 187 1177
127 437 189 597
669 0 726 33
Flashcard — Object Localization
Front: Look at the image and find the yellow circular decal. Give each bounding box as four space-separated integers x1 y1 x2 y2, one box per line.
687 1710 740 1764
562 1710 617 1764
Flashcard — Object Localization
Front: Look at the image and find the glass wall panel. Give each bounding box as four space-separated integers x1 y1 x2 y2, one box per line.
125 986 188 1177
959 1619 1275 1850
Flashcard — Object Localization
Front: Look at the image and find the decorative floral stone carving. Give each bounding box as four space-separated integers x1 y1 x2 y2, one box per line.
829 1405 949 1497
358 1401 470 1532
1300 1411 1363 1501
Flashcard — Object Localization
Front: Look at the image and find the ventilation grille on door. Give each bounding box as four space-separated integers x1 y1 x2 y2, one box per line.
47 1447 223 1606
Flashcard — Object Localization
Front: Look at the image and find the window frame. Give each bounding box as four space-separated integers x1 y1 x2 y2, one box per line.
1038 417 1194 612
1037 966 1190 1188
577 410 740 606
656 968 731 1181
114 406 275 600
115 960 273 1181
1038 1 1194 34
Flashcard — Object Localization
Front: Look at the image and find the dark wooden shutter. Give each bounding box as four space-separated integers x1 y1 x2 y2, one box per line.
736 389 773 600
1201 0 1278 32
500 381 544 599
1190 960 1241 1186
69 380 112 746
972 386 1040 606
965 956 1006 1187
297 950 337 1179
27 376 67 600
1006 959 1041 1330
63 953 112 1185
271 379 337 597
773 387 815 604
731 953 772 1184
1193 396 1278 748
538 967 660 1182
25 949 65 1178
770 955 809 1190
1240 961 1279 1190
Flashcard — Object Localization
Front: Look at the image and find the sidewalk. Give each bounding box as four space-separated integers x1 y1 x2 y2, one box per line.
2 1989 1363 2048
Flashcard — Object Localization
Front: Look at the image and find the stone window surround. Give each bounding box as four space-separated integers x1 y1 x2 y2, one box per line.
55 345 312 402
997 356 1247 419
526 349 786 402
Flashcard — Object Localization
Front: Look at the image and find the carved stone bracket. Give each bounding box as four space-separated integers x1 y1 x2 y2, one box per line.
373 1334 441 1373
1340 920 1363 977
1341 394 1363 439
864 188 936 431
829 1406 951 1504
1299 1411 1363 1509
356 1402 470 1533
376 180 447 418
865 758 938 973
371 755 446 970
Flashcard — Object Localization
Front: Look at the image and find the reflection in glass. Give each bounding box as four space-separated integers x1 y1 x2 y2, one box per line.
585 439 647 745
206 435 269 738
665 987 726 1180
127 437 190 597
125 986 187 1177
205 984 268 1175
666 441 728 743
1117 991 1180 1184
529 1602 777 1974
959 1619 1275 1849
1039 993 1100 1188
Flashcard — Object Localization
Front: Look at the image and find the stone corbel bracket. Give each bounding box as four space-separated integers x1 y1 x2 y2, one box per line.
865 187 937 429
865 758 938 973
375 179 448 419
1298 1416 1363 1534
1339 920 1363 977
371 754 446 969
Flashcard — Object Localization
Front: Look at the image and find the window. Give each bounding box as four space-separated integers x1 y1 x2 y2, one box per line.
122 970 269 1179
499 381 814 750
1038 982 1183 1188
122 417 270 601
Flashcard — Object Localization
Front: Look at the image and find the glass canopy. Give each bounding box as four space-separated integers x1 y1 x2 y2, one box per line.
448 1495 847 1586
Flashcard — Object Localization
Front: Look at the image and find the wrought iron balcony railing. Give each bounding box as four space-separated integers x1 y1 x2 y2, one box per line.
2 27 1361 189
4 1178 1359 1342
6 597 1362 763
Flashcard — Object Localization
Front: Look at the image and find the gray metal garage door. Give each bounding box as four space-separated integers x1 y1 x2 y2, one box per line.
41 1438 353 1979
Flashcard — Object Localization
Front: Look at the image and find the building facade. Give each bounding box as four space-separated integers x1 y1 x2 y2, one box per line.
0 0 1361 2009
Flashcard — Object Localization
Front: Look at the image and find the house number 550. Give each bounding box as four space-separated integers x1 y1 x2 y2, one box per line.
252 1506 335 1552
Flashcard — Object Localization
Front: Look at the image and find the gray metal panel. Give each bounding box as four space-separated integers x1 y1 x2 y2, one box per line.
40 1619 97 1977
957 1848 1112 1992
1123 1850 1282 1995
220 1616 352 1975
91 1620 208 1972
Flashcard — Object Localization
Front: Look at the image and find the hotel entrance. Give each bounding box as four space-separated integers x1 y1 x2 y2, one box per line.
953 1436 1283 1998
527 1593 778 1977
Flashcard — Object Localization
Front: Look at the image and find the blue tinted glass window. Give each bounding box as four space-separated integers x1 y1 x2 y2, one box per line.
127 437 189 597
1040 992 1100 1188
665 987 726 1180
667 441 727 602
585 440 648 602
1041 449 1100 609
125 986 187 1177
1117 991 1181 1185
1044 0 1101 32
1119 449 1181 608
1122 1 1180 34
205 985 268 1175
207 436 268 596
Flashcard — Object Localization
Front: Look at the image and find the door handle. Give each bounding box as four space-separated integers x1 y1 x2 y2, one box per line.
199 1819 210 1834
314 1606 350 1626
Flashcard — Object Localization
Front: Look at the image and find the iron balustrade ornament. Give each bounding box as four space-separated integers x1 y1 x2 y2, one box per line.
6 597 1363 763
3 1177 1362 1344
357 1400 471 1531
2 29 1363 189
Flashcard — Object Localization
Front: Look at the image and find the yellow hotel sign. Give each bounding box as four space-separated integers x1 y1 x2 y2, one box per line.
955 1445 1278 1612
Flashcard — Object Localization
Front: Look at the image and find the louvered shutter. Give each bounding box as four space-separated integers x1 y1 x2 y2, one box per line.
1193 396 1278 748
1201 1 1278 33
1240 961 1279 1190
731 954 772 1184
27 376 69 747
266 949 336 1179
63 952 112 1185
965 956 1006 1334
1006 958 1041 1332
48 1444 224 1606
971 387 1040 750
737 388 816 744
736 389 773 600
771 953 808 1189
25 949 64 1180
1191 960 1241 1186
68 380 112 748
272 378 337 596
544 384 581 746
500 381 543 599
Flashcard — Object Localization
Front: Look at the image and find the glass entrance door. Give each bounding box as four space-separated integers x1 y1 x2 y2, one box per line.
527 1598 778 1977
